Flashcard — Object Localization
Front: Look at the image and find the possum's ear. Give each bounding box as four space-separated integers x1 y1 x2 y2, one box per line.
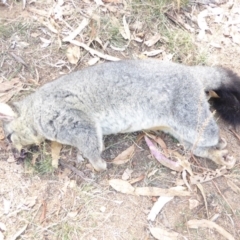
209 90 220 98
206 90 220 100
0 103 17 121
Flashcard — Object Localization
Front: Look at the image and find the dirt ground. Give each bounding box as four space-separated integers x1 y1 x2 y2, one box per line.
0 0 240 239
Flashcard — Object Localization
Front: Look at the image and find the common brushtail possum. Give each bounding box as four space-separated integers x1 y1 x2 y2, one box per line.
1 59 240 171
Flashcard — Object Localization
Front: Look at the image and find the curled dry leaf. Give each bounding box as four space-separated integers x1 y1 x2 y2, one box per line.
210 213 220 222
31 153 39 166
10 52 28 66
227 179 240 193
67 211 78 218
122 168 133 180
66 46 81 65
69 40 120 61
147 169 158 178
145 136 182 172
182 169 192 191
197 9 209 31
88 57 100 66
135 186 190 197
0 103 16 120
133 36 143 43
69 180 77 188
40 37 51 48
172 150 193 175
100 206 106 212
63 18 90 42
28 7 49 17
130 20 143 31
162 53 174 61
109 179 190 197
103 0 122 3
142 49 164 57
39 18 59 34
105 5 118 13
144 33 161 47
94 0 104 5
57 0 64 5
0 78 21 92
146 133 169 157
148 196 174 221
0 222 6 231
210 42 222 49
196 183 209 218
0 91 19 104
121 15 131 40
40 200 47 224
149 227 179 240
7 153 16 163
109 179 135 194
128 174 145 184
189 199 200 210
51 141 62 168
187 219 234 240
230 26 240 45
3 198 11 214
111 145 135 165
0 79 23 103
23 196 37 208
52 0 64 20
110 45 126 51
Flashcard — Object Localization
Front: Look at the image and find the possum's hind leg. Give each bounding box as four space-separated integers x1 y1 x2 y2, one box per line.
191 144 236 169
171 95 236 169
53 109 107 171
180 121 236 169
181 123 236 169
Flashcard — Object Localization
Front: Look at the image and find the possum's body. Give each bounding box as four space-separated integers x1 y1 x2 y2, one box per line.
1 59 239 170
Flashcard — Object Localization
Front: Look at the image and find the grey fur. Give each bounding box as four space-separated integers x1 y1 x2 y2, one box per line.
0 59 236 170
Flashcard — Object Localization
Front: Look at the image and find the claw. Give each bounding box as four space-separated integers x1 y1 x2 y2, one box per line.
216 137 227 150
224 156 236 169
91 159 107 172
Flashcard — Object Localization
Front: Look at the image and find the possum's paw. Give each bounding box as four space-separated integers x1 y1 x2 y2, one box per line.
216 137 227 150
77 153 107 171
224 155 236 169
212 149 236 169
91 158 107 172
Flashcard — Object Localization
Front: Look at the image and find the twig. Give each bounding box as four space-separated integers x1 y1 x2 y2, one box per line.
9 52 28 68
62 18 90 42
212 180 235 215
229 127 240 142
69 40 120 61
59 159 94 182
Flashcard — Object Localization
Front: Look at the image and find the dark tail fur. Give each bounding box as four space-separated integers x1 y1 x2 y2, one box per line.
210 68 240 127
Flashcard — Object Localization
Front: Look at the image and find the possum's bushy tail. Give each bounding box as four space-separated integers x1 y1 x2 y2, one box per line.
210 68 240 126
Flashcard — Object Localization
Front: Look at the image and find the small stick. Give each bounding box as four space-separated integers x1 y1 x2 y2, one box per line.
59 159 94 182
212 180 235 215
229 127 240 142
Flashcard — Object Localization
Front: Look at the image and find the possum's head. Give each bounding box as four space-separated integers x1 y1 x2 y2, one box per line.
0 103 43 151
